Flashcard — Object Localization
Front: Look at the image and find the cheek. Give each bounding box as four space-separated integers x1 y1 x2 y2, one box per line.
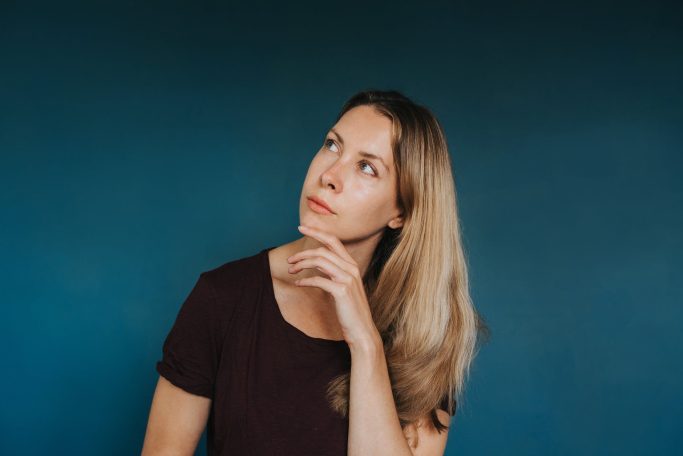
350 184 392 215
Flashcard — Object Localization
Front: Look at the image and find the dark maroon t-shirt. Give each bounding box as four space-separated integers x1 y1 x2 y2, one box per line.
156 246 456 455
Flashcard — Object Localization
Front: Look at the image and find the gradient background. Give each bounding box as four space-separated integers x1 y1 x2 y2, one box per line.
1 0 681 454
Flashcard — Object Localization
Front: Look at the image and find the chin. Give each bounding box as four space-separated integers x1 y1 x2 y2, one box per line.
301 214 326 226
301 215 339 234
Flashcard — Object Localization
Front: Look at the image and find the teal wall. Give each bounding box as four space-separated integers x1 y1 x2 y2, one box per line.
1 1 681 454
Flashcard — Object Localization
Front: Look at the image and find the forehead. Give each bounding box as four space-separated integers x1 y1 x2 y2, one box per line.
332 106 394 168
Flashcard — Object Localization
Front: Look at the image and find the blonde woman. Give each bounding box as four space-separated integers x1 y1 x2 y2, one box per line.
142 89 488 455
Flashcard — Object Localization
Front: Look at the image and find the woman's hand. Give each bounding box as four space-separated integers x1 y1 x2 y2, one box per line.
287 224 381 350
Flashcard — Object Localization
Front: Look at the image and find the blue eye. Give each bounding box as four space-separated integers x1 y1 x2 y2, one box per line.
359 161 377 176
323 138 377 177
323 138 339 152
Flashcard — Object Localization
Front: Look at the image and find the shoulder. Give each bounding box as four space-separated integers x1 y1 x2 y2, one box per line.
200 247 268 297
174 247 268 339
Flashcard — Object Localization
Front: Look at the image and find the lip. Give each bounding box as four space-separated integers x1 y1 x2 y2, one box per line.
307 196 335 215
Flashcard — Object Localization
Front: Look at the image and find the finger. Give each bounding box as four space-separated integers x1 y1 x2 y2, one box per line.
288 247 356 274
295 275 342 295
289 256 350 282
297 225 356 265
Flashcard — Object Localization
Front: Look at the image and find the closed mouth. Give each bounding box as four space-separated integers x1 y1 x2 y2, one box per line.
307 196 335 214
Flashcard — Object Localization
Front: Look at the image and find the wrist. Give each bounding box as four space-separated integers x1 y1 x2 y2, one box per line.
348 330 384 357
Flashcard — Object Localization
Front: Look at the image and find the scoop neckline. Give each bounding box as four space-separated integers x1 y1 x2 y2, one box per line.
261 246 349 348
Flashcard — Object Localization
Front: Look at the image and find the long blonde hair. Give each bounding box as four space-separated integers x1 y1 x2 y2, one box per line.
324 89 490 433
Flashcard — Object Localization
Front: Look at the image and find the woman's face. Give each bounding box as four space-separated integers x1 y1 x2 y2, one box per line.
299 105 404 243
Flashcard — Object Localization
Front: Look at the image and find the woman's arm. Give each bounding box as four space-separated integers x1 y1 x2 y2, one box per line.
347 335 412 455
141 375 211 456
347 335 450 456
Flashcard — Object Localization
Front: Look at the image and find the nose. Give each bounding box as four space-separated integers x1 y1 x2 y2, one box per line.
321 161 344 191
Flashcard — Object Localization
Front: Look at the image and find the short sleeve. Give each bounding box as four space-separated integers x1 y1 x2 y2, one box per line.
155 272 218 399
438 394 457 417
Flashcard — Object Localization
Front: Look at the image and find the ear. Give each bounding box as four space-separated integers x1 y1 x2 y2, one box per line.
388 213 404 230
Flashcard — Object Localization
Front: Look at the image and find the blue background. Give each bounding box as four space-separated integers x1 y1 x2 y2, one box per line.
1 1 681 454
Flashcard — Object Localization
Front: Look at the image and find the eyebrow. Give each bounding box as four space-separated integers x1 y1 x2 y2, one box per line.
329 128 390 173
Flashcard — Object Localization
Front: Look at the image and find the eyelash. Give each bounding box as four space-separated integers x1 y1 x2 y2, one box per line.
323 138 378 176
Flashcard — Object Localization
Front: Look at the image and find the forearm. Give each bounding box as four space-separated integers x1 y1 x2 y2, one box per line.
347 334 413 456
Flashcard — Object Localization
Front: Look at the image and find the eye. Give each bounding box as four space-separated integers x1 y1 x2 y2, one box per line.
323 137 377 177
323 138 339 153
359 161 377 176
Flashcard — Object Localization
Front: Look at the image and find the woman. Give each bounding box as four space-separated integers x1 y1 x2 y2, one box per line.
142 89 488 455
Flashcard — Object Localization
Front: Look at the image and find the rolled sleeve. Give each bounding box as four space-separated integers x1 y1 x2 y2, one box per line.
155 272 218 399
